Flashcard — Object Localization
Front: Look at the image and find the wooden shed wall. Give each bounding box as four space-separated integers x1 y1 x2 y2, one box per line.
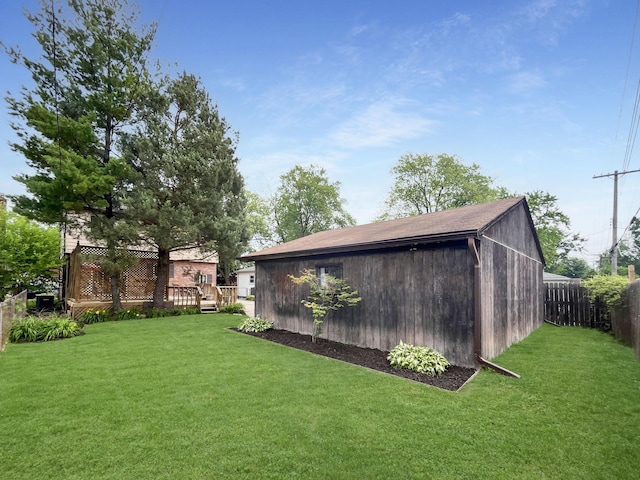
255 242 477 367
479 204 544 360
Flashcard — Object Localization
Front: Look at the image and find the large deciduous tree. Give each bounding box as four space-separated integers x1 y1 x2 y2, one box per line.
5 0 156 311
272 165 355 243
120 73 248 307
617 217 640 274
0 209 61 298
377 153 503 220
524 190 584 271
244 190 273 251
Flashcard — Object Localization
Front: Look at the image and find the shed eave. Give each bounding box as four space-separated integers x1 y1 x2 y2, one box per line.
242 230 479 262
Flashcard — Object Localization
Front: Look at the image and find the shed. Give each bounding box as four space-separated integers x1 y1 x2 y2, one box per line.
242 196 545 368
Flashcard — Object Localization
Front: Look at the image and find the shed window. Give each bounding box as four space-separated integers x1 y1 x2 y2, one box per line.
316 265 342 287
249 274 255 284
169 263 174 278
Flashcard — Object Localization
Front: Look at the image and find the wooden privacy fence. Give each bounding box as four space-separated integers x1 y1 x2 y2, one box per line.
544 282 609 329
0 290 27 351
611 280 640 359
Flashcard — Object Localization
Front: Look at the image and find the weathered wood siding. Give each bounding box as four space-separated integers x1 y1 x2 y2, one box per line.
255 242 477 367
480 204 544 360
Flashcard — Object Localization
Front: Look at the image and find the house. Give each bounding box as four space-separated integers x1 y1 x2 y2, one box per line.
241 196 545 368
62 220 224 316
235 265 256 298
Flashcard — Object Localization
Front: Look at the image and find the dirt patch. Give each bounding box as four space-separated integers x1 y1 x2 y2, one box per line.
236 328 476 391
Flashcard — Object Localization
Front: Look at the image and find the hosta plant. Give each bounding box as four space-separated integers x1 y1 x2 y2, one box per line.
237 317 274 333
387 341 450 376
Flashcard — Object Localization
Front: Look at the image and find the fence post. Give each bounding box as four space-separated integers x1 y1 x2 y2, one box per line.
0 290 28 352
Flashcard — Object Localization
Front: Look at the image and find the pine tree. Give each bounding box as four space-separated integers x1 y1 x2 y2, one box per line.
5 0 156 310
120 73 249 307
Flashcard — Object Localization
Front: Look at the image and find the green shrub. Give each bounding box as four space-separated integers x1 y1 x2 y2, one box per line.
41 317 81 341
9 317 42 343
245 295 255 301
113 307 142 321
175 306 200 315
79 308 111 324
219 302 245 314
387 341 450 376
582 275 628 309
237 317 273 333
145 308 174 318
9 316 82 343
27 299 36 311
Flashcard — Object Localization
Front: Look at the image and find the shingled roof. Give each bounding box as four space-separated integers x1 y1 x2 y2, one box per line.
243 196 530 261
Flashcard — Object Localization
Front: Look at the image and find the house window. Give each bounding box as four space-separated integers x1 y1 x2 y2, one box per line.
169 263 174 278
316 265 342 287
249 274 255 284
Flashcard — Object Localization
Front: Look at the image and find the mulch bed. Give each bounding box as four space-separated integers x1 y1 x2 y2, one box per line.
236 328 477 391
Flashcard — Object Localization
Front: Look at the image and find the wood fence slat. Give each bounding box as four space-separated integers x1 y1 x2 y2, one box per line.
544 282 608 329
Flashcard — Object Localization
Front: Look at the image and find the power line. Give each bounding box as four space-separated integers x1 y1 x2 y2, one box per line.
593 168 640 273
620 1 640 173
617 0 640 144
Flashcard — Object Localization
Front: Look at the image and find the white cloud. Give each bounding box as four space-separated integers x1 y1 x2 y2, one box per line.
508 70 547 95
330 99 435 149
437 12 471 33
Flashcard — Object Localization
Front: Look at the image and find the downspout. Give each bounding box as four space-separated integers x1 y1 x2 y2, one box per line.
468 237 520 379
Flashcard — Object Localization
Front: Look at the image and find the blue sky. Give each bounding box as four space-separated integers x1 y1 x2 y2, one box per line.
1 0 639 266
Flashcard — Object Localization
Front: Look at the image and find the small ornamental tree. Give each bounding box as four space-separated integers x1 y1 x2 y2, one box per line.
289 269 361 343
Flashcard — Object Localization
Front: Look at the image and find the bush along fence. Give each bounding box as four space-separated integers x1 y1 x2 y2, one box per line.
0 290 27 351
612 280 640 360
544 282 610 329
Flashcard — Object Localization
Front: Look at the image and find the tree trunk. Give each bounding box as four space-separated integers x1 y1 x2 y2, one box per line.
110 273 122 312
105 241 122 313
153 247 170 309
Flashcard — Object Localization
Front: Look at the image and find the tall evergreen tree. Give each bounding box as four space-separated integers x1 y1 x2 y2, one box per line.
5 0 156 311
120 73 248 307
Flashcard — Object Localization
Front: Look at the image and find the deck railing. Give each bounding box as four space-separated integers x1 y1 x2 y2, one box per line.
166 286 201 309
215 286 238 307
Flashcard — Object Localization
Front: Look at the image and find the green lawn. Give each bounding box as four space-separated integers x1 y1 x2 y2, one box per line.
0 316 638 479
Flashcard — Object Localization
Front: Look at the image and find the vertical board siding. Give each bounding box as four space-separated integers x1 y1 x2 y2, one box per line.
255 204 544 368
480 204 544 361
256 244 477 367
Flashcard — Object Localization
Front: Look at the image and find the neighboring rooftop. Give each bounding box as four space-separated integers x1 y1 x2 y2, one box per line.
243 196 532 261
543 272 580 283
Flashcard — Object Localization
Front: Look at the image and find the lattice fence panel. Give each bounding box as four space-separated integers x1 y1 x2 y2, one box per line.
78 246 159 301
121 259 157 300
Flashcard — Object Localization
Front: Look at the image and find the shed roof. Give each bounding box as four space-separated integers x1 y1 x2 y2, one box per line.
243 196 534 261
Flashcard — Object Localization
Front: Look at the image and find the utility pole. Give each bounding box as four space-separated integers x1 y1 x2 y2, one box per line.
594 168 640 274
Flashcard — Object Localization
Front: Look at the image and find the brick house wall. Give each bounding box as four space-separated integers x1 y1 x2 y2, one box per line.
169 261 217 287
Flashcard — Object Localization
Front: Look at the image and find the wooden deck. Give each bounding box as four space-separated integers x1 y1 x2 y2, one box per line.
66 286 239 319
